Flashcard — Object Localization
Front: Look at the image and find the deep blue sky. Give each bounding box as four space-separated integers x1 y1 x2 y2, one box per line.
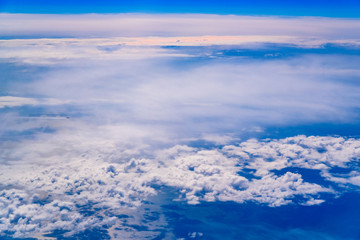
1 0 360 17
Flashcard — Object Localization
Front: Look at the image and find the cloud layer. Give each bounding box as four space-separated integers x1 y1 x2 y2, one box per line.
1 14 360 39
2 51 360 135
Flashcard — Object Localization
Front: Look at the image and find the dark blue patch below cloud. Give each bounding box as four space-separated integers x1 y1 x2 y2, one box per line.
162 192 360 240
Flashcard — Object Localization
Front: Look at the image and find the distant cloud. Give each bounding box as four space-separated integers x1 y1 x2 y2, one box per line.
0 96 69 108
2 36 360 65
0 96 38 108
1 14 360 39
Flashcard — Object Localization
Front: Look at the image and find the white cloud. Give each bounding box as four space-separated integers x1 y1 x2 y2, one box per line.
1 133 359 237
1 13 360 238
0 96 39 108
199 134 239 145
0 39 194 64
2 53 359 141
224 135 360 177
1 16 360 142
1 14 360 65
1 36 360 64
0 96 71 109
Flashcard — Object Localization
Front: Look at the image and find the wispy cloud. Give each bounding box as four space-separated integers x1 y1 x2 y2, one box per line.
1 14 360 39
8 54 360 132
0 96 69 108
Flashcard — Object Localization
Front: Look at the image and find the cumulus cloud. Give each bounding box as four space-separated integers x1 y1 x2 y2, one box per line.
1 133 360 237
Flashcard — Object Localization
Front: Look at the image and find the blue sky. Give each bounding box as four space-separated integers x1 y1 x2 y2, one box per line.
1 0 360 17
